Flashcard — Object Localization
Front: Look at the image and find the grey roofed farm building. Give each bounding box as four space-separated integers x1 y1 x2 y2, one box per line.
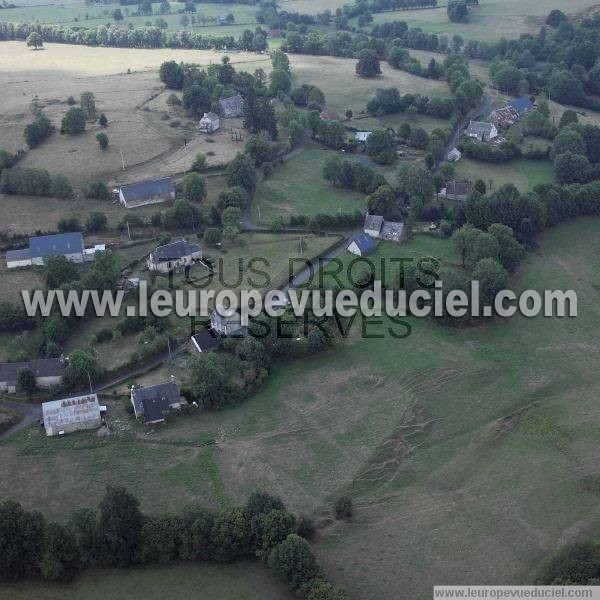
42 393 104 437
0 357 66 393
131 380 182 424
6 232 85 268
191 327 220 353
118 177 175 208
380 221 407 243
219 94 244 118
147 239 202 273
465 121 498 141
364 214 384 237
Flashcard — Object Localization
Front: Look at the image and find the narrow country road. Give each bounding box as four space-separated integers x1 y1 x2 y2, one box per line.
0 398 40 442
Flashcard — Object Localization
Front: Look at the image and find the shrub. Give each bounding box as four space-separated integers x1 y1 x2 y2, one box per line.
334 496 353 520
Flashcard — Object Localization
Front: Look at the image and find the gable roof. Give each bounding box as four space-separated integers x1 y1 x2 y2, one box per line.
120 177 174 203
29 232 84 259
219 94 244 117
42 394 102 435
466 121 494 136
349 233 376 254
0 357 65 386
131 381 180 420
507 96 534 114
446 181 472 196
191 328 220 353
364 214 384 233
200 111 219 122
151 240 201 263
381 221 405 240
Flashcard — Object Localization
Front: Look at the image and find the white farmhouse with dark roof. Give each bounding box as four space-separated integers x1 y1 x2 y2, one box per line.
364 214 384 237
131 379 182 425
210 304 245 337
465 121 498 142
199 111 220 133
42 393 105 437
147 239 202 273
118 177 175 208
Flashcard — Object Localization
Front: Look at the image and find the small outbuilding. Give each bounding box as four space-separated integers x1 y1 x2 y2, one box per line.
118 177 175 209
447 148 462 162
347 233 376 256
42 393 105 437
199 111 220 133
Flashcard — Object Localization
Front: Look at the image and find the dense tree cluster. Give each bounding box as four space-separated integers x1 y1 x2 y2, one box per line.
0 167 72 197
0 487 347 598
322 155 388 192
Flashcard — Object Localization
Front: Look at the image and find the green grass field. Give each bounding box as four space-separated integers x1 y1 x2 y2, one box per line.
453 157 554 192
366 0 600 41
0 561 293 600
251 144 368 225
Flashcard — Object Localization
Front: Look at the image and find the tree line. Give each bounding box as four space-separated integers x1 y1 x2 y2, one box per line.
0 487 348 599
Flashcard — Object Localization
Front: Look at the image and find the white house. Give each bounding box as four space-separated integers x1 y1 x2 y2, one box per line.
447 148 462 162
147 240 202 273
210 304 244 336
199 111 220 133
42 394 105 437
118 177 175 208
465 121 498 141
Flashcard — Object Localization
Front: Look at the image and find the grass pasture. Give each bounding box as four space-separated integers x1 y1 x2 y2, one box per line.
366 0 600 41
289 54 450 115
3 220 600 600
0 562 293 600
251 144 367 225
453 157 554 193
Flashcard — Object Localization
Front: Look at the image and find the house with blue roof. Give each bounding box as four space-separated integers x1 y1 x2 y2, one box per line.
6 232 104 269
6 232 86 269
118 177 175 208
507 96 534 115
347 233 376 256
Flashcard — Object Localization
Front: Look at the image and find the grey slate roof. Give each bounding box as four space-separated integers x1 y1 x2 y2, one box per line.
466 121 494 137
151 240 201 263
507 96 534 114
349 233 376 254
0 357 65 386
364 214 384 233
219 94 244 118
191 328 220 352
381 221 405 240
29 232 84 259
131 381 180 421
120 177 174 203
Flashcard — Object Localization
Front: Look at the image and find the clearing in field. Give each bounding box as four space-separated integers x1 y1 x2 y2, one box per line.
289 54 450 115
250 144 368 225
366 0 600 41
453 157 554 193
0 42 270 185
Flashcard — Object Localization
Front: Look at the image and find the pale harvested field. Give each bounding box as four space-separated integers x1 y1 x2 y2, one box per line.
0 42 270 186
289 54 451 114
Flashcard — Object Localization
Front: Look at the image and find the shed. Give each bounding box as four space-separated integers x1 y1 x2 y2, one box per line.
119 177 175 208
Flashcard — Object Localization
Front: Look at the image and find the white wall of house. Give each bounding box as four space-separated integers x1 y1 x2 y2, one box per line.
6 258 32 269
364 227 381 238
347 241 363 256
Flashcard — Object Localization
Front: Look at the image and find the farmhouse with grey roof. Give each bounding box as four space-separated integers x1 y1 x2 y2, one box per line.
118 177 175 208
0 357 66 393
219 94 244 118
465 121 498 141
42 393 105 437
147 239 203 273
364 214 408 244
131 380 182 425
210 304 245 337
